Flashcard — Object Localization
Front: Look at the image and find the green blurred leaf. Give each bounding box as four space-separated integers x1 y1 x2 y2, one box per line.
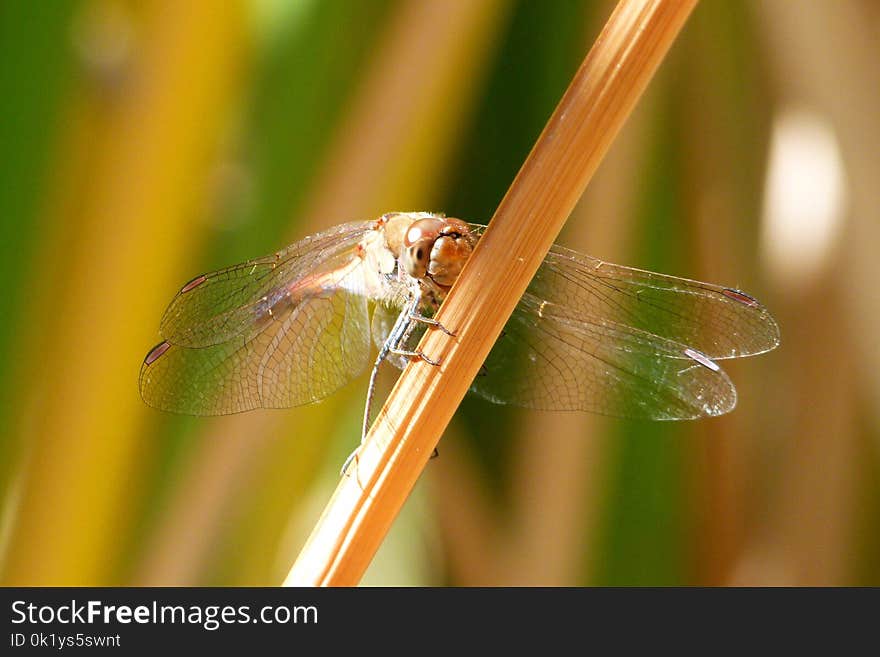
0 0 79 515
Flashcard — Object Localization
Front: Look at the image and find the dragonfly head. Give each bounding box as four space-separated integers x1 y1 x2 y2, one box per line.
401 216 475 287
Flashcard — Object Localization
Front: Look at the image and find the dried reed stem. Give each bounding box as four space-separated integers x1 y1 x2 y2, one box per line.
285 0 698 586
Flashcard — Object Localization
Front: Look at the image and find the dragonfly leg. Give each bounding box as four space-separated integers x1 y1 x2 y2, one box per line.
353 294 421 474
350 293 448 476
407 311 455 336
340 448 358 476
388 346 441 366
356 345 394 465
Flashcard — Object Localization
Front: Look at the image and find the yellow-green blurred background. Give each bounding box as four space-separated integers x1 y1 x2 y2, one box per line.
1 0 878 586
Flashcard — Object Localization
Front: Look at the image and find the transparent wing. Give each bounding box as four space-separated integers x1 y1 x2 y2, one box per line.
139 221 377 415
140 287 371 415
471 293 737 419
467 223 780 360
159 220 374 348
467 225 778 418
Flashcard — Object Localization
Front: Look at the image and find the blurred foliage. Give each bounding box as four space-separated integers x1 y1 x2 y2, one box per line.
0 1 78 494
0 0 877 586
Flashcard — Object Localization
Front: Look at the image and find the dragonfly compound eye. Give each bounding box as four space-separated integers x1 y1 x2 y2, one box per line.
427 220 475 286
402 218 444 279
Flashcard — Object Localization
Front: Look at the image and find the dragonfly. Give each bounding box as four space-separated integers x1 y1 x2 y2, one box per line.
140 211 780 452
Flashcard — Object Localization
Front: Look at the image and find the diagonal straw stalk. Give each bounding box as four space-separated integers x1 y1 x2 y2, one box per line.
285 0 698 586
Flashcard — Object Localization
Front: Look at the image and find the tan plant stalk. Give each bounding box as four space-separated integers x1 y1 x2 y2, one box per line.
285 0 699 587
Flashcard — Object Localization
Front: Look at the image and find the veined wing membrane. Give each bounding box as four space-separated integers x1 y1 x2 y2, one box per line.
467 224 780 360
531 245 780 359
159 220 375 348
140 221 378 415
140 276 373 415
471 293 736 419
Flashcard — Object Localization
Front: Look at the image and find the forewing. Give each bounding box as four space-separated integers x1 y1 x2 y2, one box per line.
466 223 780 360
158 220 374 348
530 246 779 359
